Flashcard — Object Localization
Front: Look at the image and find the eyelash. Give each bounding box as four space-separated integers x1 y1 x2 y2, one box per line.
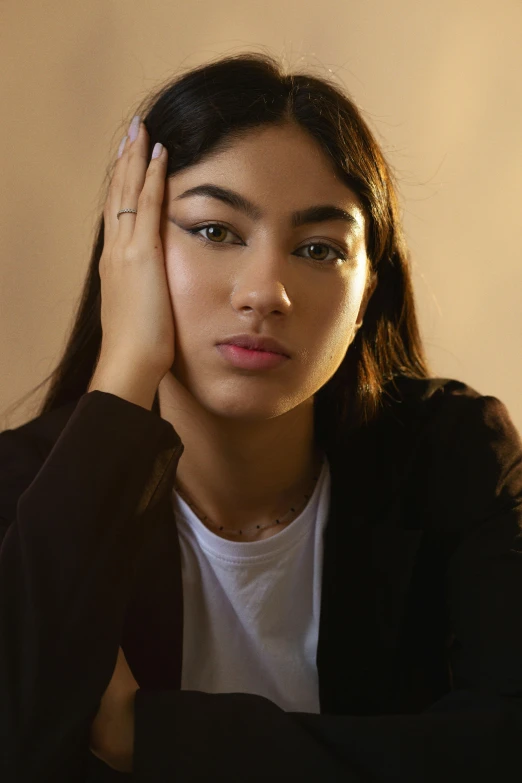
186 222 349 266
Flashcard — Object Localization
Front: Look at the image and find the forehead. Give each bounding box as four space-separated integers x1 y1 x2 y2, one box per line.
166 124 367 233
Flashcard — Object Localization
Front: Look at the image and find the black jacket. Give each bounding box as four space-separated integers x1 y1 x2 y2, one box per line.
1 376 522 782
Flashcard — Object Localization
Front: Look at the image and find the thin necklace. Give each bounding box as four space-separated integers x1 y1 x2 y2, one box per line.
174 453 324 538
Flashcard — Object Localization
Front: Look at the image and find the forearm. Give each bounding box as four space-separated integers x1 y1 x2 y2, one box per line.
90 691 136 774
0 392 182 780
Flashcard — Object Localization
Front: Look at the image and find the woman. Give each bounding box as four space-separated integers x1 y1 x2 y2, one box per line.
1 52 521 782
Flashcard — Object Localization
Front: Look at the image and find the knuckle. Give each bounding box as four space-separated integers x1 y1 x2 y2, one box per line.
129 142 147 162
110 163 124 186
108 240 127 262
122 244 141 264
106 180 118 203
137 191 156 210
104 188 116 208
121 182 140 203
104 244 120 264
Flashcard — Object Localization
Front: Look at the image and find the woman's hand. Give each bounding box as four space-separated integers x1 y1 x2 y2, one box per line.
97 115 175 387
89 646 139 773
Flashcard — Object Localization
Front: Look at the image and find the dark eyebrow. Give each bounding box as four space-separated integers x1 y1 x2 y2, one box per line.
172 183 361 230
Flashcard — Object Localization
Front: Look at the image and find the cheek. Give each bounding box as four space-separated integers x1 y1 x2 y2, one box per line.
163 244 224 348
310 279 365 361
163 243 205 307
314 281 360 335
319 308 354 358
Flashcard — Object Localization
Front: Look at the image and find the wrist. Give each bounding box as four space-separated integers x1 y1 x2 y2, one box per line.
88 362 160 410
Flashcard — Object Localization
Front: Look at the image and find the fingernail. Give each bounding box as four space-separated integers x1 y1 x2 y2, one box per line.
151 142 163 159
128 115 140 143
117 135 127 158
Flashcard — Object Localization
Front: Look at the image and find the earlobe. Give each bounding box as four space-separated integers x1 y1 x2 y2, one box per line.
356 272 378 328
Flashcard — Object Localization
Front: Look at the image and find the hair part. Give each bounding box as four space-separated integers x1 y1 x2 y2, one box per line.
2 51 432 457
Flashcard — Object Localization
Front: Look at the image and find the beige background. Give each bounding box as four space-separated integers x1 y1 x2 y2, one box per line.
2 0 521 433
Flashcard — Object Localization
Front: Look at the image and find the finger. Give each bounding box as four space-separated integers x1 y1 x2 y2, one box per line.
103 134 130 247
116 120 149 246
132 142 168 245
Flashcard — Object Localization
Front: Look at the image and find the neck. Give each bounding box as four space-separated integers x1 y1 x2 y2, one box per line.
158 372 319 536
176 448 323 540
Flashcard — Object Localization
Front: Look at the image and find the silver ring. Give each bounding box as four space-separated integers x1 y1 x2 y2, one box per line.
117 208 138 219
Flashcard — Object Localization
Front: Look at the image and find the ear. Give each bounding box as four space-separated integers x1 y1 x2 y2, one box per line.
355 270 378 328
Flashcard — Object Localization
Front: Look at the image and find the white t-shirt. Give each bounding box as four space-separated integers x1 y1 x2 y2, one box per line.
172 456 331 714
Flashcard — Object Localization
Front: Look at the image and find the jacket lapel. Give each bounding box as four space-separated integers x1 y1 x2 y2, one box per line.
316 392 430 715
15 377 445 709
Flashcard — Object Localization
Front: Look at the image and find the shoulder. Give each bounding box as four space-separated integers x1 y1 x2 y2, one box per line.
385 375 518 437
392 375 520 448
0 398 78 524
386 374 481 407
387 376 522 528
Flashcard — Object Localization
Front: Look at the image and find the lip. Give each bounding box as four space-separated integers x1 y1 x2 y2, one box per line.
217 333 290 356
216 344 289 370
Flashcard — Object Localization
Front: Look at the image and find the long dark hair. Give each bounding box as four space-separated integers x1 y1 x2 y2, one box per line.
3 51 432 454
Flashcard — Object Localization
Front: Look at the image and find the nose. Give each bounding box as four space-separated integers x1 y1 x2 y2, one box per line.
229 255 293 317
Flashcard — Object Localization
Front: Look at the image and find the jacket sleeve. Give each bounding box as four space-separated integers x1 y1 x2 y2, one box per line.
130 393 522 783
0 390 184 783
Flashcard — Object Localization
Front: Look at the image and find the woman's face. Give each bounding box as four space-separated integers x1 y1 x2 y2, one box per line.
158 122 376 421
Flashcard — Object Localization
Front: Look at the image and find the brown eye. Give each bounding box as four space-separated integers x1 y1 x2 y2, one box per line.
187 222 348 265
188 224 233 243
204 225 228 242
307 244 330 261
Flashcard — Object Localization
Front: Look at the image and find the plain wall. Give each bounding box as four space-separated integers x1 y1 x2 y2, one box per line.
1 0 521 433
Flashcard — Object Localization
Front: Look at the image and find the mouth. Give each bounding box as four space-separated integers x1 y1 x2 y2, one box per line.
217 334 291 357
216 343 290 370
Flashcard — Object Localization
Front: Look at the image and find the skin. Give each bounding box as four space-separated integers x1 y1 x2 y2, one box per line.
89 647 136 773
156 122 377 541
